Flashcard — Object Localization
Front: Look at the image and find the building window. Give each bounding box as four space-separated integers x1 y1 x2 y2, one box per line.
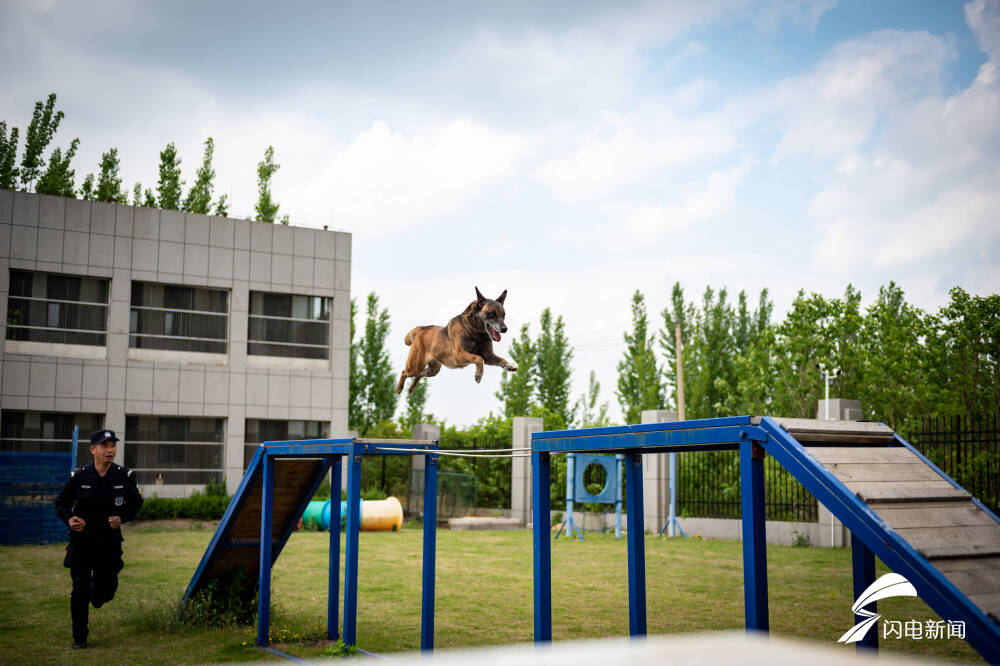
248 291 330 359
124 416 225 485
6 271 109 346
0 411 105 461
244 419 329 467
130 282 228 354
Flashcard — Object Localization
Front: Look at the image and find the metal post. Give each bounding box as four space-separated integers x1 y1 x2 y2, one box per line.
852 536 878 653
532 451 552 643
71 425 79 470
256 454 275 646
343 447 363 646
615 454 623 539
328 455 342 640
421 453 438 651
740 441 769 632
624 452 647 636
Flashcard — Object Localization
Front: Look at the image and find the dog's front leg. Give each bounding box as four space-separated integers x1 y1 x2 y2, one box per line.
455 351 485 383
482 349 517 373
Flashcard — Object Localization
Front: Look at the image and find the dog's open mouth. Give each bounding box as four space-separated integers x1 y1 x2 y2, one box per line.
486 322 502 342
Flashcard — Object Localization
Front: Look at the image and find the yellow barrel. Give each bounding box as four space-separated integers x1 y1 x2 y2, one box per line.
360 496 404 531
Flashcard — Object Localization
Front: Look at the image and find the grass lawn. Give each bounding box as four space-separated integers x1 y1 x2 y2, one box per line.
0 523 986 664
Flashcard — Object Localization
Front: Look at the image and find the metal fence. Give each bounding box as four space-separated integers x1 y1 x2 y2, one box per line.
907 414 999 515
438 433 512 509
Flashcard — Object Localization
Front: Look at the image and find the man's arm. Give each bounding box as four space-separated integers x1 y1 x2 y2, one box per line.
119 469 143 523
54 472 79 526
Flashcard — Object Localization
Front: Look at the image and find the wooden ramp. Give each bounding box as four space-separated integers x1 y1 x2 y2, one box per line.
762 417 1000 625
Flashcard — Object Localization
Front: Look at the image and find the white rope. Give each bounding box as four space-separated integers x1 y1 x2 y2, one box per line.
374 447 533 458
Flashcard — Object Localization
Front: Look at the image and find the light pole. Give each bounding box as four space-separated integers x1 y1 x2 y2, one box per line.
817 362 841 420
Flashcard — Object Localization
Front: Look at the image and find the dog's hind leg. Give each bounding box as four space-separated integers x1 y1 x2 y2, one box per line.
407 360 442 394
395 370 409 395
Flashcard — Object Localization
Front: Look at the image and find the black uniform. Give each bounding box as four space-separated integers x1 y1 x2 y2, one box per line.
54 463 143 645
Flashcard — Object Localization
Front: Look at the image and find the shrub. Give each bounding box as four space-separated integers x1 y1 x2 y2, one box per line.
137 488 231 521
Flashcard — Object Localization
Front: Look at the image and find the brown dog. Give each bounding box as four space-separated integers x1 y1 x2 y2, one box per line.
395 287 518 394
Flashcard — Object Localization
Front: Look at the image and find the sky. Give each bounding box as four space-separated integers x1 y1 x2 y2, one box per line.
2 0 998 427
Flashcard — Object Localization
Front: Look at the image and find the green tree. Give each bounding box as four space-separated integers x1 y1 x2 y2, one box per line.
354 293 398 435
214 193 230 216
659 282 697 412
770 290 834 418
36 137 79 197
157 142 184 210
535 308 574 429
255 145 281 223
1 122 21 190
495 323 536 417
131 182 143 206
20 93 64 191
575 370 611 427
403 378 430 429
95 147 125 203
143 188 156 207
80 173 95 200
184 137 216 214
348 298 364 431
617 290 664 423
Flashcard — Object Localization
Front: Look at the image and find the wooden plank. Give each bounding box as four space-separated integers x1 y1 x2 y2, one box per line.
939 566 1000 597
868 502 999 529
766 417 895 436
934 556 1000 573
809 447 916 464
966 593 1000 623
848 481 970 503
898 525 1000 559
825 462 944 483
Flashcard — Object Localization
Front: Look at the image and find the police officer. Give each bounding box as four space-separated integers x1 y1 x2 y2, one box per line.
55 429 143 649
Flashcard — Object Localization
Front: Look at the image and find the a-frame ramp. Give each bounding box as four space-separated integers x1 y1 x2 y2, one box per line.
181 445 335 603
757 416 1000 660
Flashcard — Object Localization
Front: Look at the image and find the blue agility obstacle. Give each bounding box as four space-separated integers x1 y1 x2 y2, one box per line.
182 437 439 652
530 416 1000 663
555 453 623 540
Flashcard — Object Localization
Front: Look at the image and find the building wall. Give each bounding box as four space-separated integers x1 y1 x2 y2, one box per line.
0 189 351 495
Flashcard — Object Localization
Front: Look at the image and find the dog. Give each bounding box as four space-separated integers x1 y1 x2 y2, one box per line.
395 287 518 394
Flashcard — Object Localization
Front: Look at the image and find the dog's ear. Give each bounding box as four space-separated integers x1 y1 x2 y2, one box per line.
475 286 485 302
496 289 507 304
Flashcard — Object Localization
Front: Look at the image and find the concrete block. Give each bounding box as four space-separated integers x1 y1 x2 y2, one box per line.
152 365 180 403
63 198 90 232
115 204 134 237
113 235 132 268
178 402 205 417
331 348 349 380
271 253 292 285
310 376 332 409
207 246 233 280
204 369 229 404
184 243 209 276
0 221 10 258
229 372 246 403
334 259 350 290
36 227 64 263
158 241 184 275
331 377 348 408
27 392 56 410
233 249 250 280
10 226 36 260
184 212 210 245
331 407 348 436
126 366 154 400
335 232 351 261
292 256 313 288
82 364 109 399
315 230 335 259
209 216 234 248
107 333 129 363
89 234 115 268
132 239 158 272
2 359 30 396
179 366 206 403
125 399 153 415
268 372 290 408
12 191 39 227
230 282 248 313
272 224 293 255
55 397 82 412
250 222 272 252
246 371 268 406
266 404 289 420
56 362 83 398
39 194 66 229
133 207 159 240
110 270 131 302
159 209 185 242
289 406 311 420
314 258 334 290
293 227 314 257
81 398 107 414
107 365 126 400
91 202 116 235
290 372 311 407
234 220 251 249
0 188 12 224
331 318 349 351
332 290 350 319
29 360 57 396
250 251 271 282
229 311 247 343
63 230 90 265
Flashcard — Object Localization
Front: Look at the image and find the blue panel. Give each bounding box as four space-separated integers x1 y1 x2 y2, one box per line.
421 455 438 651
740 441 768 632
0 451 73 545
328 456 342 641
343 446 363 647
257 454 275 647
532 425 760 453
573 454 618 503
624 452 646 637
532 451 552 643
533 416 753 441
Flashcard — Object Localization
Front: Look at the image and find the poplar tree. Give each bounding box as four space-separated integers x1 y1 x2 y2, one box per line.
95 147 125 203
354 293 398 435
404 379 430 429
20 93 64 191
255 145 281 223
132 182 143 206
157 142 184 210
535 308 574 429
495 323 536 417
36 137 80 197
575 370 610 427
214 193 230 216
184 137 216 214
80 173 95 200
0 122 21 190
616 290 663 423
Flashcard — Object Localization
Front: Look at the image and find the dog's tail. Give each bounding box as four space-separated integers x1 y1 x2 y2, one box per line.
404 326 425 346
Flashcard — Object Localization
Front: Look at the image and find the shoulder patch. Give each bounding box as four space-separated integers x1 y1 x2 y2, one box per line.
127 469 135 477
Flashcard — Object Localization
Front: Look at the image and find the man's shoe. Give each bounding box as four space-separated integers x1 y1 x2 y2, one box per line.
92 599 104 609
72 641 87 649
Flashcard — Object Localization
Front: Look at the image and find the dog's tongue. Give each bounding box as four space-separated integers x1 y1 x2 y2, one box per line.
489 326 501 342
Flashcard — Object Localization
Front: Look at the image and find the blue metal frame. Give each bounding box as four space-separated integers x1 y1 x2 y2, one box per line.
530 417 1000 663
851 538 877 652
328 457 342 641
421 453 438 651
257 454 276 646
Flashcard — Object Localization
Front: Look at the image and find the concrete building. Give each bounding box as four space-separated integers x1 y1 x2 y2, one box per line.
0 189 350 496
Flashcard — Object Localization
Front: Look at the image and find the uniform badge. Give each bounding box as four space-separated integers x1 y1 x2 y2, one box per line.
115 495 124 506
